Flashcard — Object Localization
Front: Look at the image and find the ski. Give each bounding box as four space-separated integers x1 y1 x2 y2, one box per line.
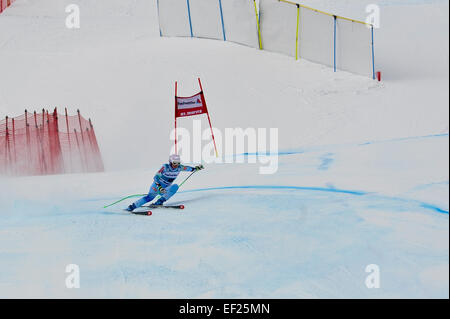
133 210 153 216
146 204 185 209
123 209 153 216
121 204 184 216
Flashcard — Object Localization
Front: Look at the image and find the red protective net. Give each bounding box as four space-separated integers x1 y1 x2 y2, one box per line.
0 108 104 176
0 0 16 14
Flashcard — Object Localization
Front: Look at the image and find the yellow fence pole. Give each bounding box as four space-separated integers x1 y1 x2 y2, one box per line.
295 4 300 60
300 3 372 26
278 0 373 27
279 0 297 6
253 0 262 49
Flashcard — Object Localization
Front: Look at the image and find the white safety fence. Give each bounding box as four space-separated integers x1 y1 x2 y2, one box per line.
158 0 260 48
220 0 260 48
336 17 374 77
298 5 335 69
259 0 297 57
157 0 375 78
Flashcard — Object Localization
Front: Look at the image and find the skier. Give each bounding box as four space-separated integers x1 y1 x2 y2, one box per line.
126 154 204 211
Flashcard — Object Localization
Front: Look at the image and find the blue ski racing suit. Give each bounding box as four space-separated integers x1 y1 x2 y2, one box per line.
129 163 200 210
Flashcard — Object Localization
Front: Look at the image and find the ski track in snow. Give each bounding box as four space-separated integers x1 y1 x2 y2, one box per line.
2 183 448 298
91 132 449 215
84 185 448 215
1 132 447 298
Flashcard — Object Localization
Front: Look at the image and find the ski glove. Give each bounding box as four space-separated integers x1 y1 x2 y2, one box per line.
194 164 204 171
156 183 166 194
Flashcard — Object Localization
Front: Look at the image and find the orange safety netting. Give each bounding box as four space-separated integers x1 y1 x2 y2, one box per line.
0 108 104 176
0 0 16 14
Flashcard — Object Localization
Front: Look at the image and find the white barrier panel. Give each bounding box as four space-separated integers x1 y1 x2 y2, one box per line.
157 0 375 78
158 0 191 37
336 18 373 78
298 6 334 68
259 0 297 57
221 0 260 48
189 0 224 40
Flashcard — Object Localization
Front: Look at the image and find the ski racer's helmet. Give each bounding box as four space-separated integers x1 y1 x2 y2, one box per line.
169 154 181 165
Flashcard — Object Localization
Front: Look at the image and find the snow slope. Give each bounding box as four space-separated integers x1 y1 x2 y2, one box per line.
0 0 448 298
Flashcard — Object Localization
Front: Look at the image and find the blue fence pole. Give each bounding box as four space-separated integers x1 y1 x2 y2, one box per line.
218 0 226 41
333 16 337 72
157 0 162 37
371 25 375 79
186 0 193 37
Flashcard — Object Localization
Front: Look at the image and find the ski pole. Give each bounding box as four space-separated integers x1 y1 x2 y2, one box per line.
178 170 196 187
103 194 146 208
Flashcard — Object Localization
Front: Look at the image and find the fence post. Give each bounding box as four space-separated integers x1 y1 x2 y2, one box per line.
2 117 5 174
46 110 55 174
254 0 262 49
85 127 91 171
1 118 4 174
33 111 39 174
25 109 31 175
77 109 85 143
12 118 16 174
42 109 47 173
53 108 64 174
218 0 226 41
87 120 95 170
65 108 73 172
333 15 337 72
5 116 11 175
296 4 300 60
186 0 193 37
157 0 162 36
34 111 47 175
371 25 375 80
